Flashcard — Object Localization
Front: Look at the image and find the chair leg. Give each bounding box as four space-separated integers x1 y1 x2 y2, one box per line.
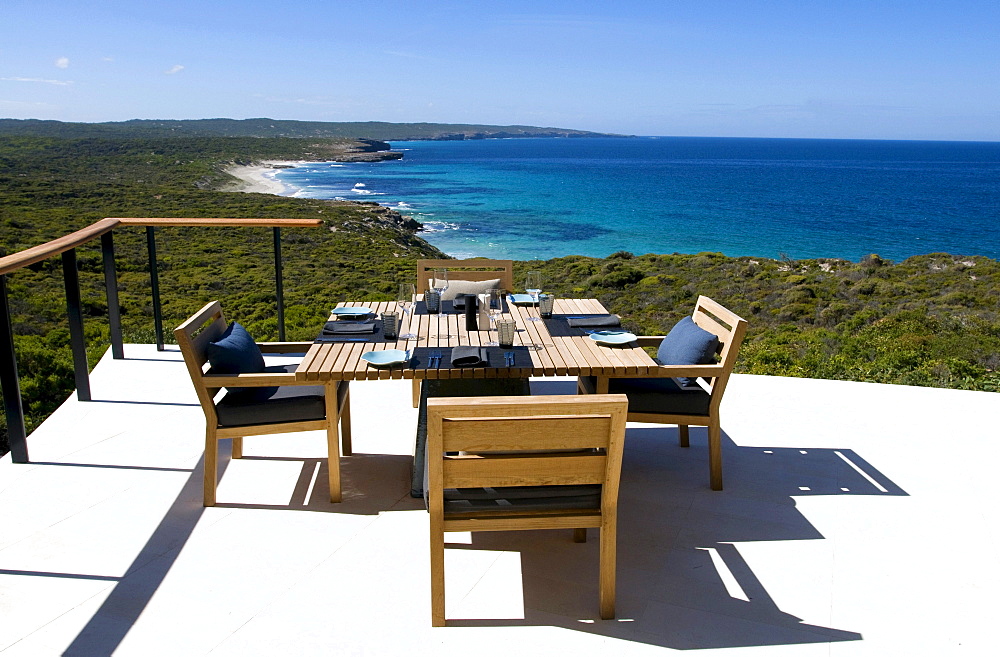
599 520 617 620
326 385 343 503
231 436 243 459
430 518 446 626
412 379 421 408
678 425 690 448
203 429 218 507
340 385 352 457
708 419 723 491
573 528 587 543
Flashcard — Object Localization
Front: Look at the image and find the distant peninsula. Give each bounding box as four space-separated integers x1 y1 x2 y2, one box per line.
0 118 628 142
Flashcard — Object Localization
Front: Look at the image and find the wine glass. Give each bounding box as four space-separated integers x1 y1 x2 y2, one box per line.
397 282 418 340
485 287 503 345
431 268 452 337
432 269 449 304
524 270 542 322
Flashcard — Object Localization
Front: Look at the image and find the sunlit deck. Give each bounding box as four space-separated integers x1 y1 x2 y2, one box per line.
2 344 998 656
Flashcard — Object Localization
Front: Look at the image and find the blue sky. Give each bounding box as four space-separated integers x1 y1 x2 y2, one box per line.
2 0 998 140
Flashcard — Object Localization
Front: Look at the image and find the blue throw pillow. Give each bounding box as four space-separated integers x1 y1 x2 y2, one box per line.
206 322 276 402
657 316 719 387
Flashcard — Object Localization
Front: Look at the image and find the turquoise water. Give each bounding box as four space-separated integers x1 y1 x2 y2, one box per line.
274 137 1000 262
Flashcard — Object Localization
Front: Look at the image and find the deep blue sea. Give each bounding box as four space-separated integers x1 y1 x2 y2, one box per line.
273 137 1000 262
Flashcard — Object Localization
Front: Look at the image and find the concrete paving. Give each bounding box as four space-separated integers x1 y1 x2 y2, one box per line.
2 344 998 656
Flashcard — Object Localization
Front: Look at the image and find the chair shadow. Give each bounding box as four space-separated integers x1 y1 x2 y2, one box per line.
211 450 425 515
440 425 906 649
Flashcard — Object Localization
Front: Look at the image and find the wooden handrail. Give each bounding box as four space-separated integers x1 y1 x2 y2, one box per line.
113 217 323 228
0 218 120 275
0 217 323 275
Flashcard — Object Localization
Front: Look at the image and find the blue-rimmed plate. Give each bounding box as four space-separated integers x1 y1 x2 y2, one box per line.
361 349 410 367
508 294 537 305
331 306 373 319
588 331 637 346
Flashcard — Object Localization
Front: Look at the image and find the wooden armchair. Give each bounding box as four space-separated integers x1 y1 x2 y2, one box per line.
412 258 515 407
174 301 351 506
578 296 747 491
426 394 628 626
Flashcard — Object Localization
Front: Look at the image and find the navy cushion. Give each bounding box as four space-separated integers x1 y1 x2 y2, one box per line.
207 322 275 401
579 375 711 416
215 365 348 427
657 316 719 386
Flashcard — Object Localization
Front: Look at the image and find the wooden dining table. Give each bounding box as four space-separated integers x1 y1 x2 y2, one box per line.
294 297 662 383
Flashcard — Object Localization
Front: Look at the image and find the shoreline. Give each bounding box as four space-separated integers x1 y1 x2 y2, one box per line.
224 161 300 195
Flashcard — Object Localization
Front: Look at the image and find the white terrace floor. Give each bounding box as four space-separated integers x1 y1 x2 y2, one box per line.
2 345 999 657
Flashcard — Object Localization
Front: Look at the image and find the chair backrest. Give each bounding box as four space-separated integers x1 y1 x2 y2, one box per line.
416 258 514 293
426 394 629 517
173 300 229 418
691 295 748 409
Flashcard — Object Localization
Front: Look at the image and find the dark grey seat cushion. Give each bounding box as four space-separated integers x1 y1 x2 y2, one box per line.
215 364 348 428
579 375 711 416
443 484 601 513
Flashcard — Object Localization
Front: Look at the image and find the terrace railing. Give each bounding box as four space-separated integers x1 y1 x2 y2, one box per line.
0 217 322 464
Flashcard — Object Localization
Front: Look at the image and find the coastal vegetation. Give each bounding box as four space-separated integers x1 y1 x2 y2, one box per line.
1 119 997 455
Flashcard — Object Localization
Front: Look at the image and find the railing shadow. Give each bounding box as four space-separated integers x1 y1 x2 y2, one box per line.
58 445 422 656
441 425 906 649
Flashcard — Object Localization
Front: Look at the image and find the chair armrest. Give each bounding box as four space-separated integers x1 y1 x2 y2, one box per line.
257 341 313 353
634 335 665 348
203 372 308 387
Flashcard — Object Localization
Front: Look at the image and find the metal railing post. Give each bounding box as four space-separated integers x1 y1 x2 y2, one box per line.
146 227 164 350
0 274 29 462
273 227 286 341
102 232 124 359
62 249 91 402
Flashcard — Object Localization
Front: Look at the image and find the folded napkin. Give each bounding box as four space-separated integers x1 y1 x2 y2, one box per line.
566 315 622 328
451 346 490 367
322 321 377 335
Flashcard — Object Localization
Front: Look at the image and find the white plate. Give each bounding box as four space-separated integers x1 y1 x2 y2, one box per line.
361 349 410 367
331 306 373 317
508 294 537 305
588 331 637 346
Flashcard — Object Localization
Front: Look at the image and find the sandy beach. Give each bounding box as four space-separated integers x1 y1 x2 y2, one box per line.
225 161 299 195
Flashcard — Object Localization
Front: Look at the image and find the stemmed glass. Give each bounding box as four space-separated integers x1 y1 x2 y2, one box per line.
431 268 452 338
432 269 449 306
524 270 542 322
485 287 503 346
397 282 418 340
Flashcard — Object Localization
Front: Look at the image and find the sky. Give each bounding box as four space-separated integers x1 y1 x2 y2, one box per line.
1 0 998 141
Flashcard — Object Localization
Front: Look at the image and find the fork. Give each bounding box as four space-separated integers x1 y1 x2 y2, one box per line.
504 351 515 366
429 350 442 368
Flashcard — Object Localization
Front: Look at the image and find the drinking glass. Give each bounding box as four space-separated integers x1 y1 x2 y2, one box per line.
524 270 542 322
496 319 517 348
485 288 503 345
431 268 452 337
397 282 418 340
432 269 449 303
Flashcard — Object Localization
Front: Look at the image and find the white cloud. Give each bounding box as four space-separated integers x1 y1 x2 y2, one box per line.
164 64 184 75
1 76 72 86
55 57 69 69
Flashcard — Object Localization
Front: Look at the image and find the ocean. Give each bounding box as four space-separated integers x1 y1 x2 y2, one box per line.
272 137 1000 262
